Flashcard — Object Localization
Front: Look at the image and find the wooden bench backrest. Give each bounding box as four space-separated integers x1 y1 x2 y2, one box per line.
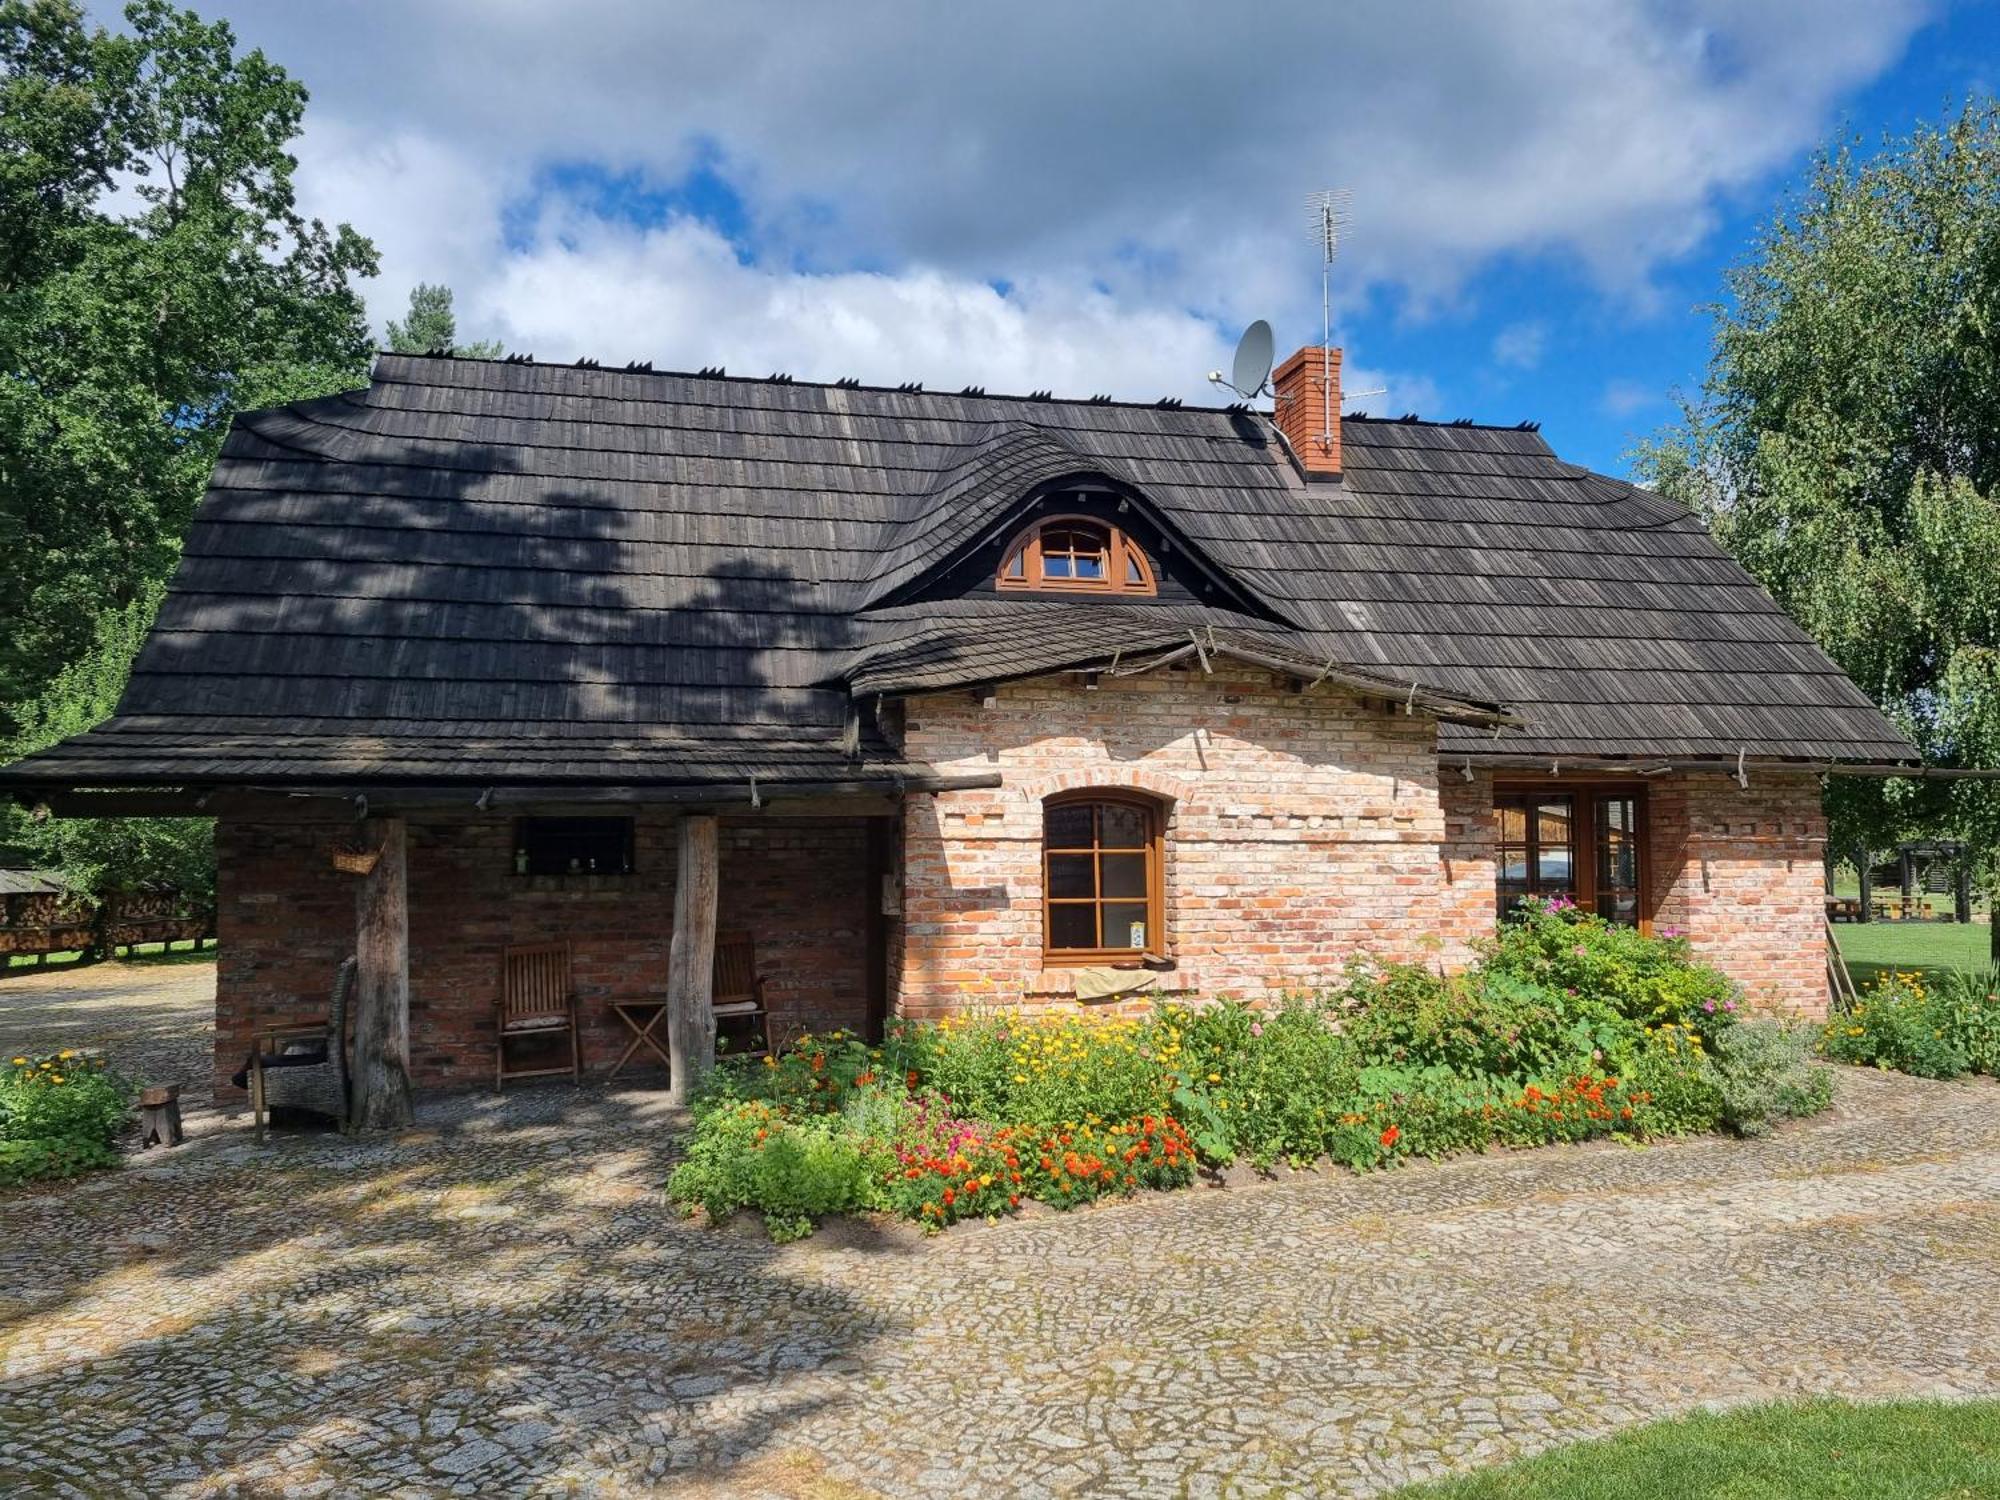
713 930 759 1007
501 940 572 1023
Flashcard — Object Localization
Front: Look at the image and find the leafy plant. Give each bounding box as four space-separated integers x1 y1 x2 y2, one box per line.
1820 973 1971 1079
1708 1019 1832 1136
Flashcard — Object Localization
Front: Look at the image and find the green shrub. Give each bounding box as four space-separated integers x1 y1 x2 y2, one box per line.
665 1099 887 1237
1 1050 132 1143
1625 1025 1727 1135
1486 897 1742 1039
1820 973 1971 1079
0 1135 120 1186
1164 997 1361 1167
1708 1018 1832 1136
1928 965 2000 1076
1333 961 1636 1080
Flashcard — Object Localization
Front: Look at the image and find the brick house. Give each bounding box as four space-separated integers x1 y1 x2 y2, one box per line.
0 344 1919 1103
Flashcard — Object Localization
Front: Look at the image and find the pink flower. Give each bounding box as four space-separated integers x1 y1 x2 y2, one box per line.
1249 1023 1263 1038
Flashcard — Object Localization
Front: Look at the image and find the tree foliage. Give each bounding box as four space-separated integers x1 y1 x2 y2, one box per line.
1638 100 2000 866
1 579 212 896
385 280 501 358
0 0 378 898
0 0 378 721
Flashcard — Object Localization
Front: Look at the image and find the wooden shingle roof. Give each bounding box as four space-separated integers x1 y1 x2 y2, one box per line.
0 352 1914 793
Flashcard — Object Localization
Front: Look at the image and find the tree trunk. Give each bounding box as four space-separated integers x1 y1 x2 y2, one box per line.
1855 846 1873 923
665 813 719 1107
1955 860 1973 925
351 817 414 1130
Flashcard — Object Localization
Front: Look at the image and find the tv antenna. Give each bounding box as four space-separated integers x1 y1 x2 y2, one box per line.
1308 189 1351 450
1209 318 1273 400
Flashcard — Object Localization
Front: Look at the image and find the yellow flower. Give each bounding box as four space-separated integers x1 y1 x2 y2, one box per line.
57 1049 74 1059
1207 1073 1221 1083
49 1074 64 1085
8 1057 24 1067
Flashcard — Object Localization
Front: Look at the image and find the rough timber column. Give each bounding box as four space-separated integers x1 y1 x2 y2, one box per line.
666 813 719 1106
351 816 415 1130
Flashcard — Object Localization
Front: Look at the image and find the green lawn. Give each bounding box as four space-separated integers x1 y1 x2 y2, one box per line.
1835 919 1994 990
1393 1398 2000 1499
3 939 217 971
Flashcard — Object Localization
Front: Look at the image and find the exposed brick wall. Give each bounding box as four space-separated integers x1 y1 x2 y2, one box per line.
1649 772 1828 1017
213 811 872 1097
1436 765 1499 967
896 666 1452 1015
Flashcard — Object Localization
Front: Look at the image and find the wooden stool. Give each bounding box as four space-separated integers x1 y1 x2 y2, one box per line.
138 1084 184 1149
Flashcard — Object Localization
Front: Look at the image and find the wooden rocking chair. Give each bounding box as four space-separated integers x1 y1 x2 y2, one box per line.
712 930 771 1060
496 940 581 1089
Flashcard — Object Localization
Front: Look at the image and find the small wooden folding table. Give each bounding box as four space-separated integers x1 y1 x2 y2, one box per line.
608 998 672 1080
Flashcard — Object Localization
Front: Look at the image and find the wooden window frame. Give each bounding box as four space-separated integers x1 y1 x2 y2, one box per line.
1041 790 1167 964
1493 781 1651 933
997 514 1157 597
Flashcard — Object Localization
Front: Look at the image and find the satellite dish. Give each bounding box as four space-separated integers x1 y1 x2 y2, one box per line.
1226 319 1274 399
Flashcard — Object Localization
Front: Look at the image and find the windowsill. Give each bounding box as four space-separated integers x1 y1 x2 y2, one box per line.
1039 951 1172 968
511 873 639 892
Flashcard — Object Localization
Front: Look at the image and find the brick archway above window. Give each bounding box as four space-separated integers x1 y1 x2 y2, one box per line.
998 514 1157 596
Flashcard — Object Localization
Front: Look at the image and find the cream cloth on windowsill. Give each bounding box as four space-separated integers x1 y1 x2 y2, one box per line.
1069 967 1160 1002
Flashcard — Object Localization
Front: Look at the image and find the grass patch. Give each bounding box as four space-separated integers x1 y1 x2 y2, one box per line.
1393 1397 2000 1499
1835 921 1992 990
4 940 217 971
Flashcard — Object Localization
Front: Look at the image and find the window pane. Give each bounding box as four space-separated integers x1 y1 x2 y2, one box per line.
1499 850 1529 883
1125 554 1144 583
1044 804 1092 847
1044 554 1072 578
1498 804 1527 842
1100 852 1147 898
1596 890 1639 924
1099 803 1149 848
1537 848 1573 886
1048 904 1097 950
1535 801 1572 846
1003 550 1025 579
1101 902 1149 950
1074 554 1104 579
1047 854 1096 900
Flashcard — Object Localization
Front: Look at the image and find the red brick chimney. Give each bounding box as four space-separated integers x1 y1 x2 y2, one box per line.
1271 344 1341 480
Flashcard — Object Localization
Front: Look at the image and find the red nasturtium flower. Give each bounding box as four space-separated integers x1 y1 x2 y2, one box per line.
1380 1124 1401 1149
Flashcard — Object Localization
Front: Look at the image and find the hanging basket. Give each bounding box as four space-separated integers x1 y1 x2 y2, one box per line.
331 844 381 877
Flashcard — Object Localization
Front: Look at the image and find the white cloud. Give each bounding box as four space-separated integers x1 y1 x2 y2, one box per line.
1600 379 1657 416
1490 321 1549 371
175 1 1930 397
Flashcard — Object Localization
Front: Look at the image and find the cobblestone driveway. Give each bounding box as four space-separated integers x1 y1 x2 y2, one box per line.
2 968 1998 1497
1 958 217 1110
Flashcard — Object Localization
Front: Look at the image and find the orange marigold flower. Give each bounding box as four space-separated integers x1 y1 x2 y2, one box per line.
1380 1124 1400 1149
942 1187 955 1206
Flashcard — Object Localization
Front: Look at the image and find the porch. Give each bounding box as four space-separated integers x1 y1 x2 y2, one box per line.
211 798 904 1112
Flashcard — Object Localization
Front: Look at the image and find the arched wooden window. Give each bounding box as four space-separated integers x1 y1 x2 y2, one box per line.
1042 791 1165 959
998 515 1156 596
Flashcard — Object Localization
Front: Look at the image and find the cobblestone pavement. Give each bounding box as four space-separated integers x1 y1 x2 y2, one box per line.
0 957 218 1111
1 1004 1997 1497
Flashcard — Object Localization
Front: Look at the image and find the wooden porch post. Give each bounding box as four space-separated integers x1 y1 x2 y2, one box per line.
666 813 719 1107
351 816 414 1130
1855 845 1873 923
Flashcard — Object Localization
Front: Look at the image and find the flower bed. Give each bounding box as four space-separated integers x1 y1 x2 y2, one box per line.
0 1050 133 1186
668 900 1831 1240
1820 965 2000 1079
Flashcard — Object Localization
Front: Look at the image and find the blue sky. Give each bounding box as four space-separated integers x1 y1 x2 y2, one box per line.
162 0 1998 477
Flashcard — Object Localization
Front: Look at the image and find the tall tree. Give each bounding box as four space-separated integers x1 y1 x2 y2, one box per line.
0 0 377 900
0 0 378 722
385 280 502 357
1638 100 2000 886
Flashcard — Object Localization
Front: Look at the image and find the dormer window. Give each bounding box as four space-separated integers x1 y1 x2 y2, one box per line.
997 516 1156 596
